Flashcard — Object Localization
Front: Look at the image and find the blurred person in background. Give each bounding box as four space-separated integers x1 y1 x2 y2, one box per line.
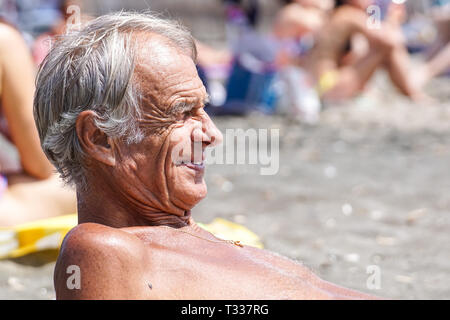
272 0 330 122
274 0 330 62
206 0 280 114
417 0 450 84
0 21 76 226
307 0 428 102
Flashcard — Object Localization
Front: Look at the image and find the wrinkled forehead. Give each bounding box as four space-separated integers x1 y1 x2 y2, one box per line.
132 34 207 114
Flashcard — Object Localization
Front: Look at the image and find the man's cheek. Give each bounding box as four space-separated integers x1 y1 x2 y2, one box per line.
168 127 192 163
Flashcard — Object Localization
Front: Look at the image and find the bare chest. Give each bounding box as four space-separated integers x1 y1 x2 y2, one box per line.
135 232 308 299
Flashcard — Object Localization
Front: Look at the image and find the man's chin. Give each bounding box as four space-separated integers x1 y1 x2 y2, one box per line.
191 183 207 202
178 183 207 207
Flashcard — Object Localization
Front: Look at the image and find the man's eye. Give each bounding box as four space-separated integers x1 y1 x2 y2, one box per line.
182 108 202 120
177 106 204 121
182 110 193 120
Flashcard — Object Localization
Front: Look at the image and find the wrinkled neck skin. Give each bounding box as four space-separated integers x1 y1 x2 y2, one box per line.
77 127 195 229
77 180 193 229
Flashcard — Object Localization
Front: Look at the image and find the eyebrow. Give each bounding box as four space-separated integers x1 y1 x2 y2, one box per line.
168 96 210 115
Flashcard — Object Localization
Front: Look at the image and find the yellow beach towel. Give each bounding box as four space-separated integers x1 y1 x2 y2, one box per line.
0 215 263 259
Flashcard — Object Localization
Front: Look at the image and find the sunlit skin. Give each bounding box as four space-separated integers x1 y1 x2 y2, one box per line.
54 34 377 299
345 0 373 11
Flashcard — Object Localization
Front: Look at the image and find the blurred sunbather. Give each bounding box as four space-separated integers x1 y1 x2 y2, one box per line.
274 0 327 67
0 22 76 226
307 0 428 102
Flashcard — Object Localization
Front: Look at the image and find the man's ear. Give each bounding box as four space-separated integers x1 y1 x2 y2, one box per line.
76 110 116 166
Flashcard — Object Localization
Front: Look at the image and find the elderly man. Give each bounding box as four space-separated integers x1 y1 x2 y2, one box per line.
34 12 373 299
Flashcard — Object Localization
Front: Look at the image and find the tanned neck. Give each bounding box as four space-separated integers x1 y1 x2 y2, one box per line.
76 180 192 229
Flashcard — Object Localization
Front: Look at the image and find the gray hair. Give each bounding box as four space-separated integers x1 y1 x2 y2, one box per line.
34 11 197 188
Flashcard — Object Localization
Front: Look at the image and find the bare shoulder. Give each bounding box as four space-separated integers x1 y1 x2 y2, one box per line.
54 223 151 299
0 23 25 51
57 222 146 259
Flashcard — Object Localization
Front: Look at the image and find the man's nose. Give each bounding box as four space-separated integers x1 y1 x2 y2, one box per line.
191 115 223 148
203 113 223 147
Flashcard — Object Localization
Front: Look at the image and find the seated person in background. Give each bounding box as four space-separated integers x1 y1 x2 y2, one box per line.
273 0 328 67
306 0 428 102
0 21 76 226
36 12 376 299
419 1 450 84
